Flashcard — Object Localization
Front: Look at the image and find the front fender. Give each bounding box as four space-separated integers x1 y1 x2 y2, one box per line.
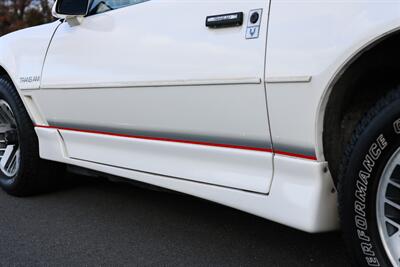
0 21 60 91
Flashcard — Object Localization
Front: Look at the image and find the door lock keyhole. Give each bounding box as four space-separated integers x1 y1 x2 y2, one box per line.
250 12 260 24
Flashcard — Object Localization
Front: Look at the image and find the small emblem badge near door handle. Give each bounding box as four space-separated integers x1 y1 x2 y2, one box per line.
246 9 263 39
206 12 243 28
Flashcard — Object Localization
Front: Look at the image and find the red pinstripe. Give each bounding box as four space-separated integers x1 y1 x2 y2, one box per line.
34 125 318 161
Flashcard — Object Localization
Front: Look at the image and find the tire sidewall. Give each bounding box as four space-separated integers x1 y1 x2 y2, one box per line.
0 79 37 190
341 100 400 267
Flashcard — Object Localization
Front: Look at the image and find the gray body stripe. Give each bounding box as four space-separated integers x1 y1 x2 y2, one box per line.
48 121 272 150
48 122 317 158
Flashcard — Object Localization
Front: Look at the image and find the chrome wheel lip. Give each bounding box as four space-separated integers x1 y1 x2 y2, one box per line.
376 146 400 267
0 100 19 178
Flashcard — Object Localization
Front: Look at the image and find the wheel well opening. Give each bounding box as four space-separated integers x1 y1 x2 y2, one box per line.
0 66 11 82
324 32 400 184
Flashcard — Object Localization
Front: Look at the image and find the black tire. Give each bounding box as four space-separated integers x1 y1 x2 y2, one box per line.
338 88 400 267
0 77 63 196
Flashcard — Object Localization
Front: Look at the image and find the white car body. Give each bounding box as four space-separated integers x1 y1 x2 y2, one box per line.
1 0 399 233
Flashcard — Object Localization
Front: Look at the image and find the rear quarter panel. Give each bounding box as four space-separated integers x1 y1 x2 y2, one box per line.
265 1 400 160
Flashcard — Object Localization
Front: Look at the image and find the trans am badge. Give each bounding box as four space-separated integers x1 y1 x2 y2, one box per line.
20 76 40 83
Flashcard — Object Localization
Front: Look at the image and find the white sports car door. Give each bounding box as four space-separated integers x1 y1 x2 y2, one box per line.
38 0 273 193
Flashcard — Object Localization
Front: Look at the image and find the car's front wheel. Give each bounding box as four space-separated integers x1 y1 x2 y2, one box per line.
0 77 63 196
339 88 400 266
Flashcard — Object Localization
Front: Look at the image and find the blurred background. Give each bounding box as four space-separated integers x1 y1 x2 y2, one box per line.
0 0 55 36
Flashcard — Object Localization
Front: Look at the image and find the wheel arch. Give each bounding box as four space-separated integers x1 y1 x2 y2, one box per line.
318 27 400 185
0 65 15 85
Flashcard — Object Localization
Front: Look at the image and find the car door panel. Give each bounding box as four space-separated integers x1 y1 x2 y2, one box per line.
38 0 273 193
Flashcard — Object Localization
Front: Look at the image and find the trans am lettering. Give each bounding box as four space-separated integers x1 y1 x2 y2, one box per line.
20 76 40 83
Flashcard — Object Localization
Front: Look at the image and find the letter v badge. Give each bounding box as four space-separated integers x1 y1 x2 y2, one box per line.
246 9 263 39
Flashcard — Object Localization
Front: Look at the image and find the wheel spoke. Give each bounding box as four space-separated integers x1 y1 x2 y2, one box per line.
390 165 400 180
385 199 400 214
0 144 18 174
1 145 13 169
377 157 400 266
384 220 399 237
385 216 400 232
389 180 400 190
385 203 400 231
6 148 17 173
0 100 19 178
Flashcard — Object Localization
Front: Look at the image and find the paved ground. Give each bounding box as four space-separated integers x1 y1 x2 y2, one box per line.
0 174 350 266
